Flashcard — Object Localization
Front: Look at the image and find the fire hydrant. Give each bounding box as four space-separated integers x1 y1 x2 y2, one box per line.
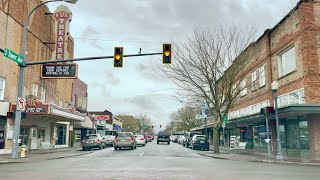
20 145 27 158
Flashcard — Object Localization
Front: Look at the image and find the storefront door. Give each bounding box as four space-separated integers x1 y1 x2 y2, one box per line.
30 128 38 150
0 119 6 149
56 124 66 145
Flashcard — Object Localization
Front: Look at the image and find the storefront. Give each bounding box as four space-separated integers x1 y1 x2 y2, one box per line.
0 101 9 154
1 101 85 153
225 105 319 159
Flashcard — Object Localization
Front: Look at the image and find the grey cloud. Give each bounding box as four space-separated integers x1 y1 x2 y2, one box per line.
89 81 110 97
104 71 120 85
125 95 158 110
136 60 171 83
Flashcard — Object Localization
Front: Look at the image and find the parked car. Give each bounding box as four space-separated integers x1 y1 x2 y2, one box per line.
190 135 209 151
147 135 153 142
170 135 176 142
82 134 106 151
184 131 202 147
157 131 170 144
173 135 180 143
178 135 186 145
137 133 148 144
135 134 147 146
114 132 137 150
103 135 115 147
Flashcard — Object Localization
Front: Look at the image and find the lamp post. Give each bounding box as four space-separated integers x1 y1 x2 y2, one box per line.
11 0 78 159
271 80 284 160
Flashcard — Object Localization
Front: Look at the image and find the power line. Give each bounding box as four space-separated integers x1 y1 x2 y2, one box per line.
73 37 161 44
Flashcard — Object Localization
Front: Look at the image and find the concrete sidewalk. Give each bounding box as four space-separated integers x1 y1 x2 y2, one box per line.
196 145 320 166
0 147 93 164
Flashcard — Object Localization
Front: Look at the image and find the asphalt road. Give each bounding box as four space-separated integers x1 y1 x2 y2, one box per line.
0 141 319 180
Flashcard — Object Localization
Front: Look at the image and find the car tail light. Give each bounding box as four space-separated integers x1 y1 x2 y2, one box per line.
82 139 85 143
95 138 100 143
140 138 144 140
114 138 118 142
129 137 133 141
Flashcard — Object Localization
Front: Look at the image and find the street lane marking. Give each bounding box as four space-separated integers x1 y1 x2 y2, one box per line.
139 152 145 156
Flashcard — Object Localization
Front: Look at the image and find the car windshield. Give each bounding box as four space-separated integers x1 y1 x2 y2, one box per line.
116 133 132 138
196 136 206 140
85 135 97 139
5 1 319 179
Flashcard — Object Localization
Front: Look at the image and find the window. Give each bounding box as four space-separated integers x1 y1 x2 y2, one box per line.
240 79 247 96
0 77 5 101
32 84 38 97
278 89 305 107
252 70 257 90
259 66 266 87
40 87 46 102
78 96 83 108
278 46 296 77
83 97 87 109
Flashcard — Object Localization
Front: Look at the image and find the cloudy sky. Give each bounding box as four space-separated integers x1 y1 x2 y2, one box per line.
48 0 298 130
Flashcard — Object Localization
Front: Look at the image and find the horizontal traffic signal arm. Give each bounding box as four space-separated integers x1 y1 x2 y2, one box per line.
25 53 162 66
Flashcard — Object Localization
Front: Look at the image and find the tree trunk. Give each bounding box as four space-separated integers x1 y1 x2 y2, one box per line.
213 127 220 154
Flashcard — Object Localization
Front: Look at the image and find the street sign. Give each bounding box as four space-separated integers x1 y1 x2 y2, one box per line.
41 63 77 79
17 97 25 111
3 48 24 66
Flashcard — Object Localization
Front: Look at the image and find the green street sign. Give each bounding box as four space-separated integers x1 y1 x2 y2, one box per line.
3 48 24 66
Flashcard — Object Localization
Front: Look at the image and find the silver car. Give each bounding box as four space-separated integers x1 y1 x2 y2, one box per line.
82 134 106 151
114 132 137 150
103 135 115 147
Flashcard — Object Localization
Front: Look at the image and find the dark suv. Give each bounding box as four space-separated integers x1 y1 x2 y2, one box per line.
184 131 202 147
157 131 170 144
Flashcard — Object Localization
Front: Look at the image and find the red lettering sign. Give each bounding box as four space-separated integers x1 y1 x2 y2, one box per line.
94 115 110 121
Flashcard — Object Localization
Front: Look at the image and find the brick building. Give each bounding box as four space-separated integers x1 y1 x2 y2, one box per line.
0 0 84 154
221 0 320 160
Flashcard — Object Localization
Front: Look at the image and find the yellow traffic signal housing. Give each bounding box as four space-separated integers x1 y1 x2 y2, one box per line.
114 47 124 67
162 44 172 64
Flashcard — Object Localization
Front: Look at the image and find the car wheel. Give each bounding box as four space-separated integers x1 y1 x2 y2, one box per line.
206 148 209 151
183 143 185 147
82 147 87 151
167 142 170 145
103 143 106 149
192 145 194 150
98 144 103 150
157 141 159 144
114 147 117 151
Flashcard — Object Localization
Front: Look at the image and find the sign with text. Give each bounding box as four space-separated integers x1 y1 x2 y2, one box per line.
3 48 24 66
53 5 72 61
11 104 49 115
41 64 77 79
94 115 110 121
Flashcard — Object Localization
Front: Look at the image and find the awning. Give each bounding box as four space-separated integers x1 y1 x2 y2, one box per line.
227 104 320 127
190 123 214 131
113 124 122 131
74 116 93 129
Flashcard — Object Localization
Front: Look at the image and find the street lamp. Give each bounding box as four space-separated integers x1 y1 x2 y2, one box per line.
11 0 77 159
271 80 284 160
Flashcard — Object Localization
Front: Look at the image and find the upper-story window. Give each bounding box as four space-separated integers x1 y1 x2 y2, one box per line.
240 79 247 96
32 84 38 97
251 70 257 90
278 46 296 77
0 77 5 101
40 87 46 102
259 65 266 87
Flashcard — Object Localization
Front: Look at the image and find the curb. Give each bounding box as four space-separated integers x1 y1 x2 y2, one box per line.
0 151 93 164
197 153 229 160
47 151 93 160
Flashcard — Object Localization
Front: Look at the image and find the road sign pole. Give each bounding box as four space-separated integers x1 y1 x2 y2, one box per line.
11 0 61 159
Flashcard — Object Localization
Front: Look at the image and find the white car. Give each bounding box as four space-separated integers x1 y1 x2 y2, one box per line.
178 135 185 145
134 134 147 146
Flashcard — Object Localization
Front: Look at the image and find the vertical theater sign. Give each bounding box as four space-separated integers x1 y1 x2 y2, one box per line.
41 5 78 79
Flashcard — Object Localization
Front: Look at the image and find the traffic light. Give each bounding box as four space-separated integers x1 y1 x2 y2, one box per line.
260 106 275 115
162 44 172 64
160 124 162 128
152 125 154 128
114 47 124 67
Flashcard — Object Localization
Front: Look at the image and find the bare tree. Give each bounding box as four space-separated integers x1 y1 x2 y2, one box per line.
135 114 155 135
160 25 256 153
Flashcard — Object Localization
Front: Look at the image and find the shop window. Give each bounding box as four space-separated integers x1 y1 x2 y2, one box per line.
0 77 5 101
299 121 309 149
289 91 299 104
278 46 296 77
38 129 45 141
